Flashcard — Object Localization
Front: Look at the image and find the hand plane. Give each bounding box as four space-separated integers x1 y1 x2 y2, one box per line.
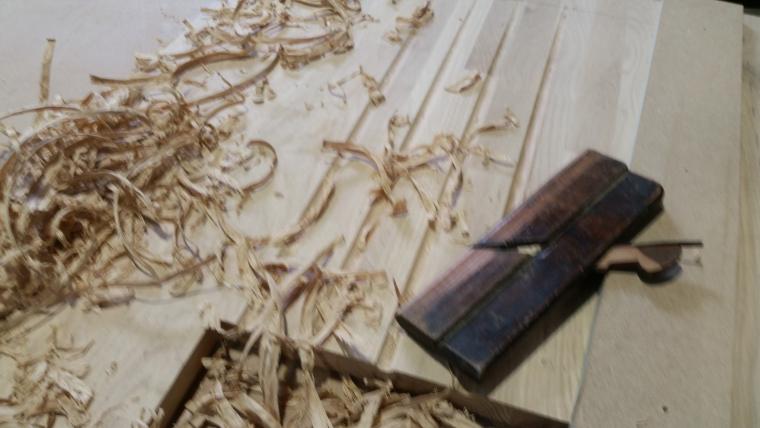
396 150 700 379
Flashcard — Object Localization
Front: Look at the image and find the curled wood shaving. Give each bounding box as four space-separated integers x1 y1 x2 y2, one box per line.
434 109 520 230
355 220 377 251
467 107 520 138
216 390 247 428
240 238 343 361
90 73 164 87
356 389 386 428
324 133 463 208
386 113 410 151
359 67 385 106
299 271 373 347
445 71 482 94
324 106 518 231
0 0 372 329
328 65 385 106
0 83 278 326
385 1 434 43
270 179 336 246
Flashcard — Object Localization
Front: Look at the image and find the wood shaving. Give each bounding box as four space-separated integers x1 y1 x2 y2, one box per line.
133 407 164 428
36 38 56 125
0 328 93 426
298 270 374 347
432 109 520 230
445 71 482 94
324 133 464 212
252 78 277 104
467 107 520 138
328 66 385 106
265 179 336 246
355 220 378 251
177 336 482 428
239 238 343 361
384 1 434 43
359 67 385 106
386 113 410 151
325 108 518 230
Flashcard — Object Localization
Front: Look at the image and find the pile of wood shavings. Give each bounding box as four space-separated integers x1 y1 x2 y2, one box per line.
0 0 372 331
224 239 388 366
176 337 482 428
0 328 93 426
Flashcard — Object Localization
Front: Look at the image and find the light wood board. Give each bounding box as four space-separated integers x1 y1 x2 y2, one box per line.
0 0 672 425
572 0 743 426
732 13 760 428
383 0 662 421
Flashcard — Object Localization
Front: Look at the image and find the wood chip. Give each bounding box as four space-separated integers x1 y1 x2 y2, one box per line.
445 72 482 94
391 199 408 217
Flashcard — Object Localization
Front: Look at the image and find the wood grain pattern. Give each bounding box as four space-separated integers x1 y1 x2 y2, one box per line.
338 0 519 363
572 0 743 426
386 0 662 421
0 0 670 425
732 14 760 428
278 0 476 343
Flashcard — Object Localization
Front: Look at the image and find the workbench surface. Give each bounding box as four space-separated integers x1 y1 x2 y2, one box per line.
0 0 747 426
